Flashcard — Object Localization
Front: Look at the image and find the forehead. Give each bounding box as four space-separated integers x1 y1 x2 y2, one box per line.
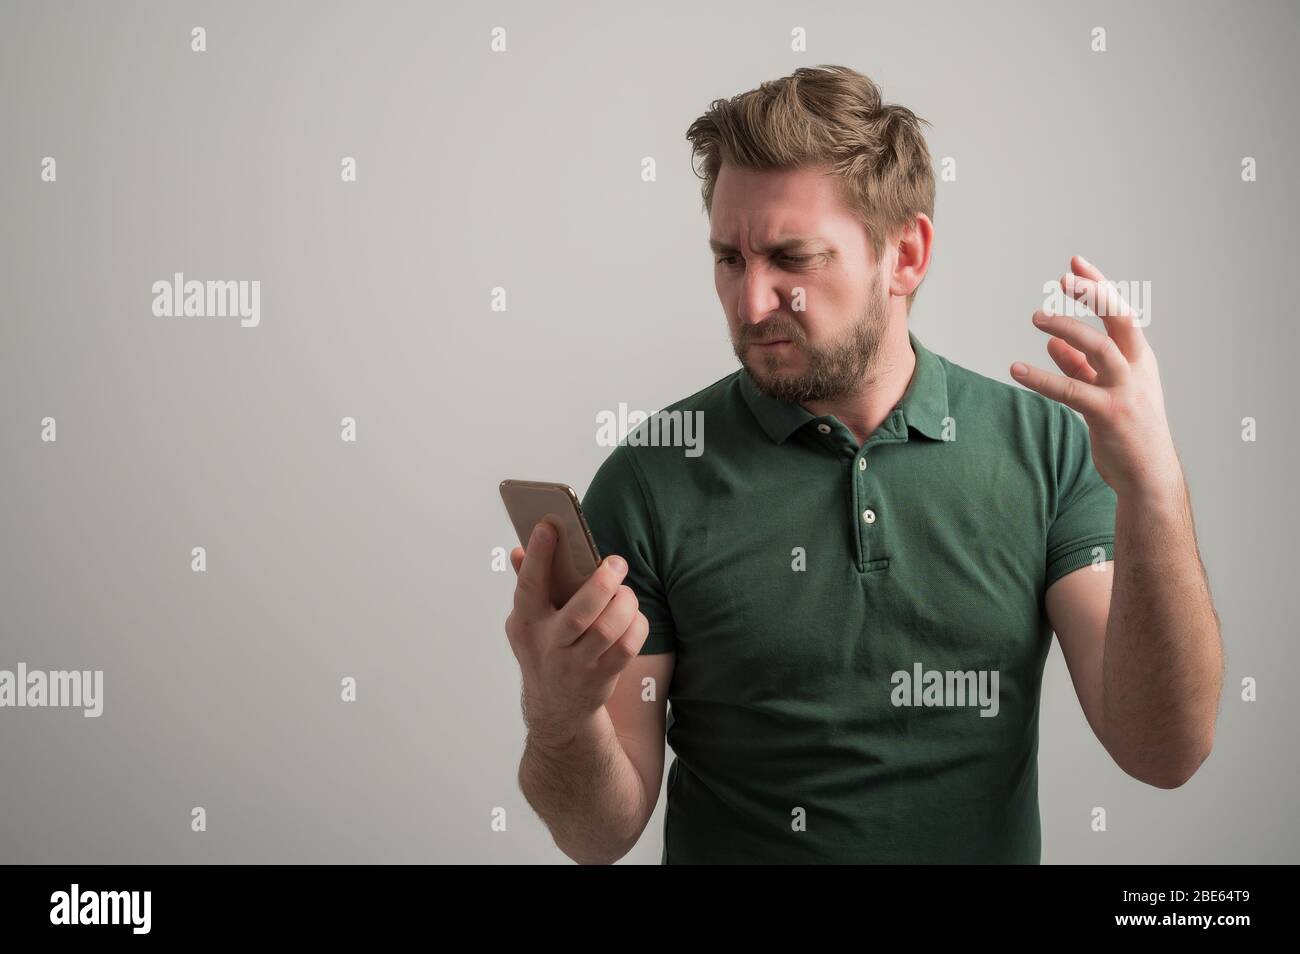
709 163 857 247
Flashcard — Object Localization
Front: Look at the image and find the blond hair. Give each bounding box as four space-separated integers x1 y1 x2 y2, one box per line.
686 65 935 312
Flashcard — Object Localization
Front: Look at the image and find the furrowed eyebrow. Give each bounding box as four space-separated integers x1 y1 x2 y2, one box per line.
708 237 828 254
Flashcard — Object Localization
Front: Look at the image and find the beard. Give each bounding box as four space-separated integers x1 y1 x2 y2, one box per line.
733 272 888 404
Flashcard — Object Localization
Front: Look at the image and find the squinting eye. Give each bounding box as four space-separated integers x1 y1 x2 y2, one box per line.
716 254 814 266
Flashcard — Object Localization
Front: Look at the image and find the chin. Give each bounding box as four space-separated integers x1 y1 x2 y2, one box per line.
753 355 801 376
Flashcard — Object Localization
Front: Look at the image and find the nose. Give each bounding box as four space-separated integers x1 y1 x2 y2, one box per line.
734 261 785 328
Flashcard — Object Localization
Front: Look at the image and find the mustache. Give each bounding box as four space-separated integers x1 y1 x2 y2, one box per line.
739 321 803 344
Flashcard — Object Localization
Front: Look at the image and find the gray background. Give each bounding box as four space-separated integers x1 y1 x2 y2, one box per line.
1 0 1295 864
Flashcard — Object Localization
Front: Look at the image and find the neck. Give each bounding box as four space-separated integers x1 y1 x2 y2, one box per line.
801 320 916 448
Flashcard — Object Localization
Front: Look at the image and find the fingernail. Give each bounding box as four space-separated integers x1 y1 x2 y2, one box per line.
1032 312 1048 324
1011 362 1028 376
532 522 551 543
607 555 626 574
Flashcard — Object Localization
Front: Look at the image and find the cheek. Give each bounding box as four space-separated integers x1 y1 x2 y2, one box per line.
809 281 864 328
713 272 732 306
714 278 739 320
793 272 836 309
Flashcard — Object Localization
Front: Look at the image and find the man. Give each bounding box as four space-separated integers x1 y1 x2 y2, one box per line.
504 65 1223 864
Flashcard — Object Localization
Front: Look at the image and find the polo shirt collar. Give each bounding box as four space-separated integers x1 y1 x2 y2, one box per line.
739 329 950 444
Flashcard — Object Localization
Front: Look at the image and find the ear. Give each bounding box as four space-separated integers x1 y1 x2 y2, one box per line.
889 213 934 301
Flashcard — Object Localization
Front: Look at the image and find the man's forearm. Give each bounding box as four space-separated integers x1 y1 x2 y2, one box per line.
1103 468 1224 787
517 709 648 865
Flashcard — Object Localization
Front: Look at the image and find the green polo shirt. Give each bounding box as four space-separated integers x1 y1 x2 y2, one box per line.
580 329 1116 864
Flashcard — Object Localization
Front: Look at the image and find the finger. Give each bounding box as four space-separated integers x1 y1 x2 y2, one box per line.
513 520 558 616
573 584 640 664
1062 273 1140 325
553 555 628 647
1009 360 1106 417
1063 256 1145 358
1070 254 1106 284
1031 310 1128 380
593 612 651 679
1046 336 1098 385
510 546 524 575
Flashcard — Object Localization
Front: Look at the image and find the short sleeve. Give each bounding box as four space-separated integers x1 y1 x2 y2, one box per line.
1045 403 1117 588
580 446 677 654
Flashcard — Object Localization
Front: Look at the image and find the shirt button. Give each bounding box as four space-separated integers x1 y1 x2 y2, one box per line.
858 457 867 471
862 508 876 524
816 423 831 434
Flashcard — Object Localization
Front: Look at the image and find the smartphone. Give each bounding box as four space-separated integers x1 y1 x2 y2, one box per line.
499 479 602 608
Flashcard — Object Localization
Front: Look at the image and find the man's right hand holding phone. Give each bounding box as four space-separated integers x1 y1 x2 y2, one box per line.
505 518 650 748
